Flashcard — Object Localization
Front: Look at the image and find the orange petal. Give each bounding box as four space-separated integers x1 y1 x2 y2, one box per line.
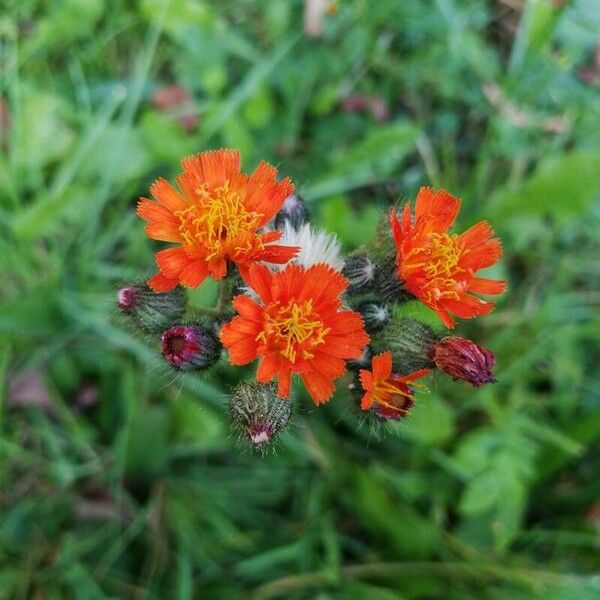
310 354 346 380
156 247 191 278
232 295 263 321
360 390 373 410
459 220 495 247
277 367 292 398
178 260 209 288
300 371 336 405
460 238 503 271
359 370 373 392
260 244 299 264
397 369 432 384
416 187 461 232
243 264 274 304
137 198 172 222
181 149 241 189
147 272 179 292
256 353 281 383
208 258 228 280
434 305 456 329
443 294 495 320
145 221 182 243
468 277 507 295
371 351 393 381
389 209 403 247
149 178 187 212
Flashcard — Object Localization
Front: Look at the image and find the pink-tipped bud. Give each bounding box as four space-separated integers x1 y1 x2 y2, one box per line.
229 382 291 451
161 324 221 371
431 336 496 388
117 283 186 333
248 422 274 446
117 287 137 311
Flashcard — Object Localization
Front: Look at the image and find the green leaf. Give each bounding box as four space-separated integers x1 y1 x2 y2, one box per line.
403 394 455 446
491 152 600 221
459 471 501 516
304 122 420 200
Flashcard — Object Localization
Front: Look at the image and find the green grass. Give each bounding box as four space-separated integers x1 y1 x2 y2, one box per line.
1 0 600 598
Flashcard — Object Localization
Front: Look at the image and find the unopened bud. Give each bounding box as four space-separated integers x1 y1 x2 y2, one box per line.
373 318 438 374
274 194 309 231
357 302 390 333
342 254 375 293
117 284 186 333
229 381 291 450
431 336 496 387
372 257 411 304
161 324 221 371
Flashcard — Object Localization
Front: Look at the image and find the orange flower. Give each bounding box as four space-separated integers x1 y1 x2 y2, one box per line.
137 149 299 292
220 263 369 405
390 187 506 328
359 351 430 419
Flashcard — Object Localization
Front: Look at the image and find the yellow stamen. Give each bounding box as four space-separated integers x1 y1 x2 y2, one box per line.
174 181 263 259
256 300 330 363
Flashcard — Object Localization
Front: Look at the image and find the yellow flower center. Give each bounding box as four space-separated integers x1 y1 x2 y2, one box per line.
257 299 331 363
422 233 464 279
174 182 263 259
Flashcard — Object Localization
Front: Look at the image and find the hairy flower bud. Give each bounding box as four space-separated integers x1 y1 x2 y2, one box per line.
357 302 390 333
229 381 291 450
274 193 309 231
117 284 186 333
373 318 438 374
342 253 375 293
161 324 221 371
372 257 411 304
431 336 496 387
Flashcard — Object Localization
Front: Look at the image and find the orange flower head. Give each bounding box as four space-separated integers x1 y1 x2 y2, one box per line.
220 263 369 405
137 149 299 292
390 187 506 328
359 351 430 419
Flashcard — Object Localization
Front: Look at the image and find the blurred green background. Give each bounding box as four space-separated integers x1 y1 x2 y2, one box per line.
1 0 600 598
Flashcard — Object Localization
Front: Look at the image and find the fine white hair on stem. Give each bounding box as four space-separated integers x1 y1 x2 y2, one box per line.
268 222 344 272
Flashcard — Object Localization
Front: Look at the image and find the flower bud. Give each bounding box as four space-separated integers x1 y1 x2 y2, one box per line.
342 254 375 293
274 194 309 231
229 381 291 450
357 302 390 333
117 284 186 333
161 324 221 371
373 318 438 374
372 257 411 304
431 336 496 387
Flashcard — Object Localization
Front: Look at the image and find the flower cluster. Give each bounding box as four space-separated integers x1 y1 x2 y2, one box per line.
120 149 505 450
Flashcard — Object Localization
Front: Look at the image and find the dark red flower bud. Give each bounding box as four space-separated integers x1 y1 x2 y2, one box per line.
431 336 496 387
161 324 221 371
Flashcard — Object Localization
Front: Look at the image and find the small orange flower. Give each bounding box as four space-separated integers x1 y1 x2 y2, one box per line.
390 187 506 328
220 263 369 405
359 351 430 418
137 149 299 292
